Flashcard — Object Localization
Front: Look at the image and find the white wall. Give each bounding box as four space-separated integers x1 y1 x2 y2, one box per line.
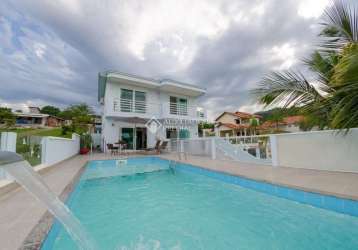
271 128 358 172
0 132 17 152
41 134 80 166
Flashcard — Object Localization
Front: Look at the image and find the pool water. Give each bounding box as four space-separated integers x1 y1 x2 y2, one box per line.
43 157 358 249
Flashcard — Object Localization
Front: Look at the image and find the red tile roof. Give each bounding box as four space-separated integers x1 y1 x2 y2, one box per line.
215 111 262 121
259 115 304 129
217 122 250 129
283 115 304 124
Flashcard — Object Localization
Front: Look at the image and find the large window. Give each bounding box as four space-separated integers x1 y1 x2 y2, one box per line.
169 96 188 115
120 89 146 113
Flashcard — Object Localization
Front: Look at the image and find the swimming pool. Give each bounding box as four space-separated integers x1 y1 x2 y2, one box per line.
42 157 358 249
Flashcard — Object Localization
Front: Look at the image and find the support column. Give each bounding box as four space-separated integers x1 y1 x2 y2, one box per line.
211 138 216 160
269 134 278 167
0 132 17 152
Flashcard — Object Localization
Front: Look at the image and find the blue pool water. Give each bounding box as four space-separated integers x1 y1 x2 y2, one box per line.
42 157 358 249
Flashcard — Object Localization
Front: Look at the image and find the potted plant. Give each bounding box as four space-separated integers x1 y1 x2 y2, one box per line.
80 134 92 155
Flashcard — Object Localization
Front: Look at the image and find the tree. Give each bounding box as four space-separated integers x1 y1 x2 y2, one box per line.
267 109 284 130
252 1 358 130
0 107 15 128
249 117 259 135
59 103 93 120
40 105 61 116
60 104 94 134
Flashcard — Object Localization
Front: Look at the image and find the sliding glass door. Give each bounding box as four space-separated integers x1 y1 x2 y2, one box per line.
121 128 134 149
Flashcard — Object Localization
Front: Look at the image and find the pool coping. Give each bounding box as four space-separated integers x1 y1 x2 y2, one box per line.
169 159 358 217
160 155 358 201
19 161 87 250
24 156 358 249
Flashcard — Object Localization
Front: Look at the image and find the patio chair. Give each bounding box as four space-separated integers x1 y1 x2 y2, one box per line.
107 143 119 155
158 140 168 154
144 140 161 154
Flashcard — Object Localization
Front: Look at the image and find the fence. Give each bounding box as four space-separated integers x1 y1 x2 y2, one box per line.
169 135 272 165
0 132 80 181
270 128 358 172
170 129 358 172
41 134 80 166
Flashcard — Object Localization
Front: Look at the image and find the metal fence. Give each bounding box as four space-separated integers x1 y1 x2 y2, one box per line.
169 135 272 165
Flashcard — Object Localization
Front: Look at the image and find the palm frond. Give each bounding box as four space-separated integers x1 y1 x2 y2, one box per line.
251 70 326 108
320 1 358 50
302 51 337 86
329 81 358 129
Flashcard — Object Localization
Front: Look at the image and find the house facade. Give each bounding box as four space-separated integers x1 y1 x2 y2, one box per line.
214 111 261 137
98 71 206 150
14 107 64 128
260 115 304 133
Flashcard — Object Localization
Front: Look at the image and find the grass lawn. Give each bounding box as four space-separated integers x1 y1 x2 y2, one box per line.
0 127 72 138
0 127 73 166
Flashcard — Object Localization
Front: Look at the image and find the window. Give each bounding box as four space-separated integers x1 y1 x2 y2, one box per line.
134 91 146 113
170 96 188 115
120 89 146 113
235 119 241 124
120 89 133 112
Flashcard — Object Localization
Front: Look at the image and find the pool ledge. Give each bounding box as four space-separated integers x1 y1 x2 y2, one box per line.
160 154 358 217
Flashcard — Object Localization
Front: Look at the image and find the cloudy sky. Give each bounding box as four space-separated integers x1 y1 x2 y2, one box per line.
0 0 334 119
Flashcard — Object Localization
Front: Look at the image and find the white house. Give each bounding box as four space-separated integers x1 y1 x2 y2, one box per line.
98 71 206 150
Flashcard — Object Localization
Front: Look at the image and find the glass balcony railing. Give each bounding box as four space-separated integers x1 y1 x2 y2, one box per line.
110 98 206 119
16 135 42 166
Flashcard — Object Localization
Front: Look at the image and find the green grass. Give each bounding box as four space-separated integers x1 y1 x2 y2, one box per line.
0 127 72 138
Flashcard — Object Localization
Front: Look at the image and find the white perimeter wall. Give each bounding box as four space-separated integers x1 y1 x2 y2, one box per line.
272 128 358 172
41 134 80 166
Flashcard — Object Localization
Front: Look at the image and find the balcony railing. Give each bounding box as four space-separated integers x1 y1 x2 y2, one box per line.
109 98 206 119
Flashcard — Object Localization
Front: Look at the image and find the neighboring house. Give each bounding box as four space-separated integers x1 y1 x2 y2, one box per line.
90 115 102 134
98 71 206 150
47 116 65 127
214 111 261 137
260 115 305 133
14 107 64 128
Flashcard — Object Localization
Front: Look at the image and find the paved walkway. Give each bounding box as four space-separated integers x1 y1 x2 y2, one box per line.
1 153 358 249
161 154 358 200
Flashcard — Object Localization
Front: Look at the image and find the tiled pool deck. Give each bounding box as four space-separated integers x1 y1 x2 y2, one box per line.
1 153 358 249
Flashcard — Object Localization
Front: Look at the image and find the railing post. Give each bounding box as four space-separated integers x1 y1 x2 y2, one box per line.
211 138 216 160
269 135 278 167
0 132 17 152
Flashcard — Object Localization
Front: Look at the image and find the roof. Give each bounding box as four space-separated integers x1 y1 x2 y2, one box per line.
14 112 49 118
215 111 262 121
283 115 304 124
98 71 206 102
259 115 304 129
216 122 250 129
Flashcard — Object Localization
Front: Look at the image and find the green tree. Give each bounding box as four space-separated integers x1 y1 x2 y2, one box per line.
267 109 284 130
252 2 358 130
40 105 61 116
249 117 259 135
60 104 93 134
0 107 15 128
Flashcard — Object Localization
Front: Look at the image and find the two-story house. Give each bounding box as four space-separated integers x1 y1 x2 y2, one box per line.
214 111 261 137
98 71 206 150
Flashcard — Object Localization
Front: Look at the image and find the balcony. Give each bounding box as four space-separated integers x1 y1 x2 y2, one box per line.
105 98 206 120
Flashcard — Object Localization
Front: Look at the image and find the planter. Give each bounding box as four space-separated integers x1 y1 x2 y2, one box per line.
80 148 90 155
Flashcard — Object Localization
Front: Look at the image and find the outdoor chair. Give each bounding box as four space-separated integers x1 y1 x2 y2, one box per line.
107 143 119 155
144 140 161 154
158 140 168 154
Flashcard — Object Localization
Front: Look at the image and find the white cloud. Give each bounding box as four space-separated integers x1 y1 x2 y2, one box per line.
298 0 330 19
118 0 231 67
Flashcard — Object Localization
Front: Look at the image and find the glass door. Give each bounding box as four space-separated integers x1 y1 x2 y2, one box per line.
121 128 134 149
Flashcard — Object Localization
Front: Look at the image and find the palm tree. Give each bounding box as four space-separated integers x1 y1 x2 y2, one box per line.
252 1 358 130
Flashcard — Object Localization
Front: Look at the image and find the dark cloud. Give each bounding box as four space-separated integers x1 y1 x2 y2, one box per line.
0 0 331 118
